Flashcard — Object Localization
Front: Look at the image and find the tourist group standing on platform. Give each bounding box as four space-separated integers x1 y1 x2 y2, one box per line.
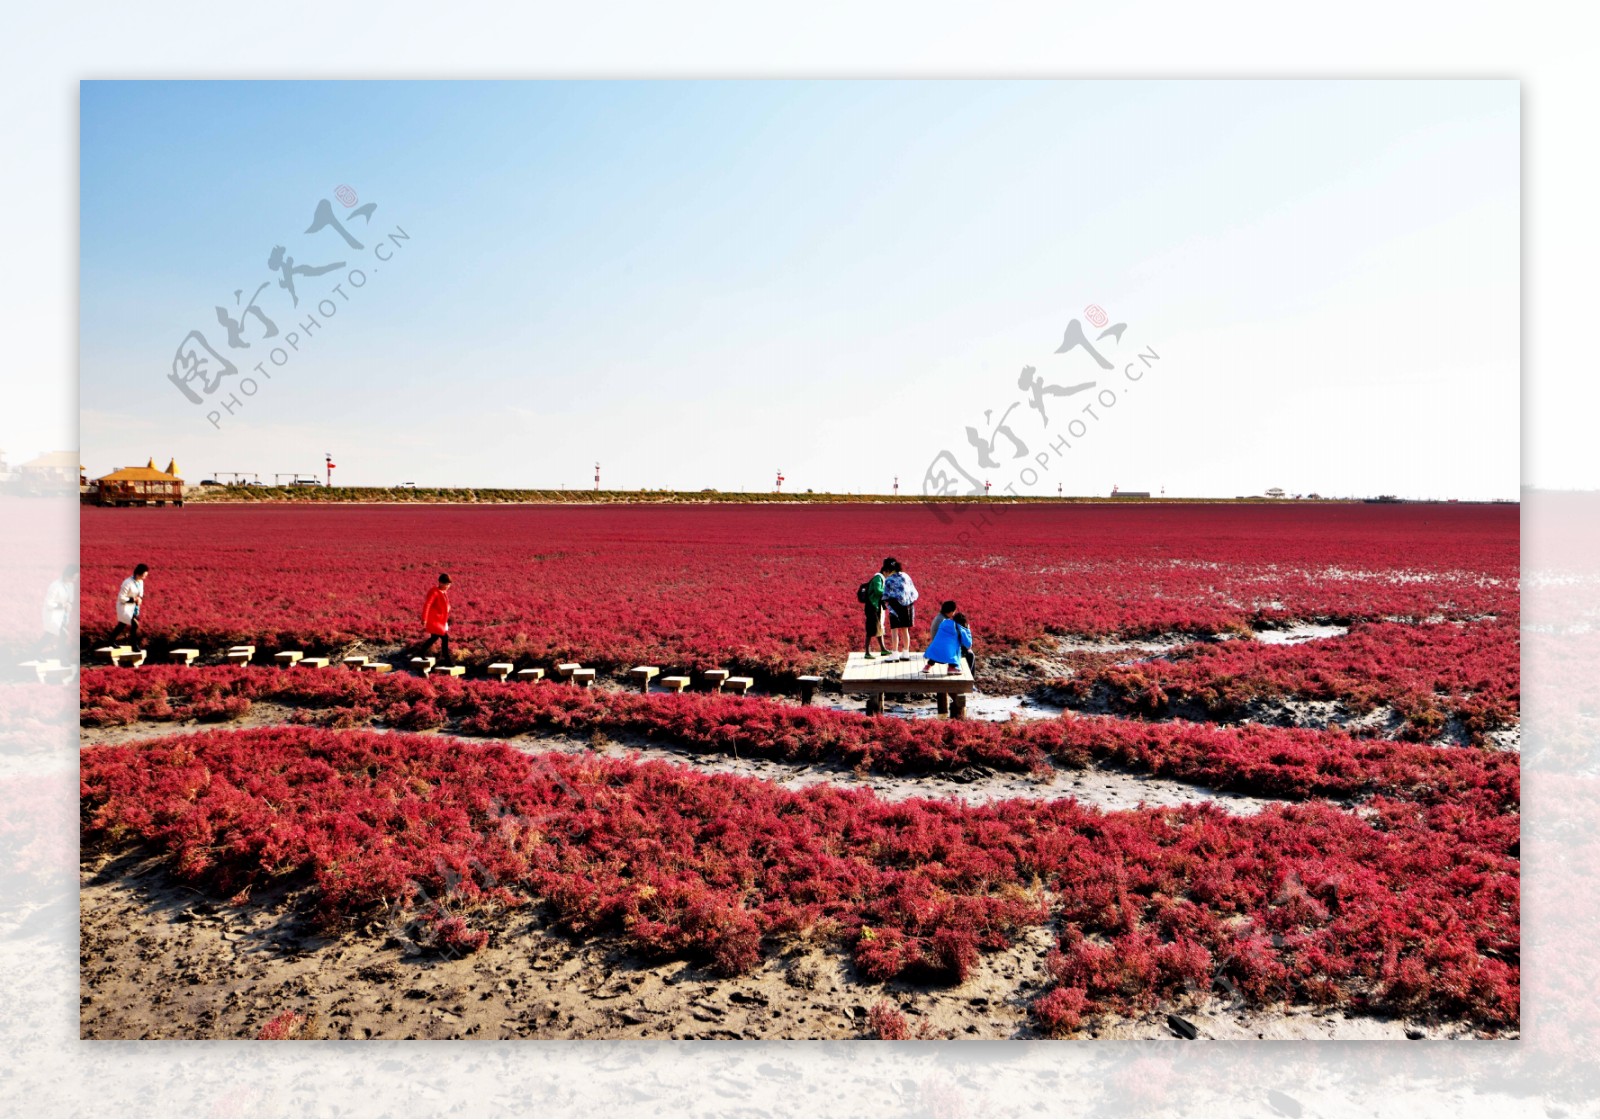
858 557 974 676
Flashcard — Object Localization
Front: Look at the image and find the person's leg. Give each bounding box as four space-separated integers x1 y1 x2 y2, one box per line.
128 617 142 649
438 632 453 665
864 608 876 656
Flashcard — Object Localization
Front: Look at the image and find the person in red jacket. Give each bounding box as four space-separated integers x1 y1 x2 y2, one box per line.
409 573 455 665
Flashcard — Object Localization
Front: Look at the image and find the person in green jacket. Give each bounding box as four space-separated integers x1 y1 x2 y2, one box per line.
862 558 893 658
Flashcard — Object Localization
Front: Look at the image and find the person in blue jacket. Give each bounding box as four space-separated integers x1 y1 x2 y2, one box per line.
922 607 973 676
954 612 976 676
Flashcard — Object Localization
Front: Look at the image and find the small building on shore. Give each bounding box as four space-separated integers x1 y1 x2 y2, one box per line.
94 458 185 507
13 450 82 493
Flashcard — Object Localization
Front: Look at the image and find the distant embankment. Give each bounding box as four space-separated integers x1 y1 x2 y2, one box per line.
179 486 1339 506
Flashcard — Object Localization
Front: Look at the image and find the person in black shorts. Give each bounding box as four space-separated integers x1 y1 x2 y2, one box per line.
882 558 920 660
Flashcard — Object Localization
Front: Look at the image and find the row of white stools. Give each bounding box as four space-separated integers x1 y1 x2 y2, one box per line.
88 645 828 702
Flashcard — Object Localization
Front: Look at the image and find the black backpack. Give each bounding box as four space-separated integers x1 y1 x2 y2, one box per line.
856 579 873 604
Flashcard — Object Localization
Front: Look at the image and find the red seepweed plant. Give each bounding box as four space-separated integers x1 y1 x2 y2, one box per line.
1054 618 1518 742
77 500 1519 1036
80 502 1518 679
81 725 1518 1033
80 665 1518 813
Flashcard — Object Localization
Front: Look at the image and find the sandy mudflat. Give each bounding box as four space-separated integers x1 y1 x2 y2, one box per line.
79 847 1051 1041
79 849 1496 1041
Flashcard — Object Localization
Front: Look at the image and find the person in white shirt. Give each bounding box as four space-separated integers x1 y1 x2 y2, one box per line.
110 563 149 649
42 563 78 657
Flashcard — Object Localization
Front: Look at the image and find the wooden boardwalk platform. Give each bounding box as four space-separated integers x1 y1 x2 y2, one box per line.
839 652 973 717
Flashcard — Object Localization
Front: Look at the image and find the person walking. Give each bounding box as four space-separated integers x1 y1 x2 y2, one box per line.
922 603 972 676
109 564 148 649
882 558 920 659
42 563 78 659
411 573 455 666
859 559 892 658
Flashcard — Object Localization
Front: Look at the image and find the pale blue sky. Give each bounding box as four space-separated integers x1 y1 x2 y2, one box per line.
80 80 1518 497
